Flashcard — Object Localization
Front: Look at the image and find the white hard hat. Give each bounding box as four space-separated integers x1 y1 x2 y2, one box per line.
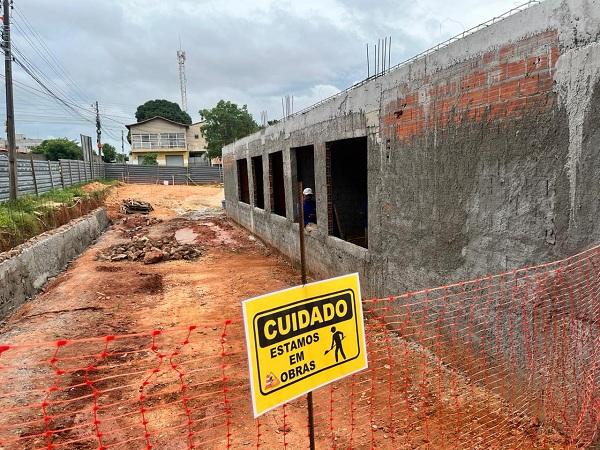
303 188 313 196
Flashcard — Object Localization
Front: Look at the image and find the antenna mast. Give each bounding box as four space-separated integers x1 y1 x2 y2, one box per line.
177 40 188 112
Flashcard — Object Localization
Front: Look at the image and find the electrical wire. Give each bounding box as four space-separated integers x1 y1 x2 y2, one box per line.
12 6 90 105
1 7 130 143
0 70 128 132
12 44 84 109
11 55 95 125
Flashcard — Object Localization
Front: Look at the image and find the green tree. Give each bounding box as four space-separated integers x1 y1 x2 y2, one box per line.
31 138 83 161
101 143 117 163
115 153 129 163
199 100 259 159
135 99 192 125
142 153 158 166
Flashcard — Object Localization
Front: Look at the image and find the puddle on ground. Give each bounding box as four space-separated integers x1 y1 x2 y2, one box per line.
175 227 198 244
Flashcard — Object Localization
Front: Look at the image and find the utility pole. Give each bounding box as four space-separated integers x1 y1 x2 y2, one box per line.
3 0 17 200
94 101 102 158
121 129 124 154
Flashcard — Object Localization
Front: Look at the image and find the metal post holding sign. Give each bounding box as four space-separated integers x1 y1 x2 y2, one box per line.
242 273 368 417
297 181 315 450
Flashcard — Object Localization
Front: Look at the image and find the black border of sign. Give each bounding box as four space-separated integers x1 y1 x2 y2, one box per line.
252 288 361 396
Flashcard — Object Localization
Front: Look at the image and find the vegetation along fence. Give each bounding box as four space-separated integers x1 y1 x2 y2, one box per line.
104 164 223 185
0 155 105 202
0 244 598 448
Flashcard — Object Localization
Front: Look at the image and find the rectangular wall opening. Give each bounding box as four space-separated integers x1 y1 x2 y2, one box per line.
252 155 264 209
237 159 250 204
269 151 286 217
293 145 316 224
326 136 368 248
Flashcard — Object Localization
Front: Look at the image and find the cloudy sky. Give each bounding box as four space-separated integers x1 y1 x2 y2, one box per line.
2 0 520 153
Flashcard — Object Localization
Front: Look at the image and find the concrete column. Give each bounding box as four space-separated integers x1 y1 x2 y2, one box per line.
289 147 299 222
246 155 254 208
282 146 293 220
262 152 270 213
314 142 328 236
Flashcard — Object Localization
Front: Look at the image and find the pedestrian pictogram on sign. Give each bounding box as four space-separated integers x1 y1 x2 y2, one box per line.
242 273 368 417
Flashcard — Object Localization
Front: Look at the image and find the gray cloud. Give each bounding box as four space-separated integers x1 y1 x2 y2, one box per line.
2 0 513 150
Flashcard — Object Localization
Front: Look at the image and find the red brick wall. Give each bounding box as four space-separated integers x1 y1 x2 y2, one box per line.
382 30 560 142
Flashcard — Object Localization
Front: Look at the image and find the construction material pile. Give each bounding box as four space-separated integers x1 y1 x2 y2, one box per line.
97 235 201 264
121 199 154 215
118 215 163 238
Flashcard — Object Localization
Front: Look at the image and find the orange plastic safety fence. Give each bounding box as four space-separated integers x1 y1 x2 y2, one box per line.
0 244 598 449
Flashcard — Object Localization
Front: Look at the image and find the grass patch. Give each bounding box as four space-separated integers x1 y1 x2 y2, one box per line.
0 181 111 252
96 178 119 186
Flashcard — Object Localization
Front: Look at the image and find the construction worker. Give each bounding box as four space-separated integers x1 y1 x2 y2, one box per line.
303 187 316 226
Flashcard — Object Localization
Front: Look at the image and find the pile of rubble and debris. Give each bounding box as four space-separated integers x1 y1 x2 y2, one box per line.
121 199 154 215
97 235 202 264
117 215 163 238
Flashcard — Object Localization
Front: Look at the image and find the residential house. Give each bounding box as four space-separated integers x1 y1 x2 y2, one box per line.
126 116 210 167
0 134 44 153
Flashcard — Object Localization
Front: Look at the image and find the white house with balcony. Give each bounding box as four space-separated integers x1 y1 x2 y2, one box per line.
126 116 209 167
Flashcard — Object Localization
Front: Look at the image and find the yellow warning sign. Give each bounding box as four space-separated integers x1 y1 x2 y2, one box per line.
242 273 368 417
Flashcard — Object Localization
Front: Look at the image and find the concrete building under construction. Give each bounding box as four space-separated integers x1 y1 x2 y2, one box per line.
223 0 600 299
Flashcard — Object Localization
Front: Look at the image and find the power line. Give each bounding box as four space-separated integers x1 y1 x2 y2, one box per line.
100 114 129 126
11 6 89 104
0 59 96 122
0 71 129 129
0 14 131 148
3 6 133 142
11 55 95 125
10 20 84 104
12 44 83 107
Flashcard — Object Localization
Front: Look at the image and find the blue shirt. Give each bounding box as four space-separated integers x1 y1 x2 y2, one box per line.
303 197 316 225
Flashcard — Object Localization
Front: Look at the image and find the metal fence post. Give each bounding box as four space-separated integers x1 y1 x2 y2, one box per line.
47 160 54 189
59 161 66 188
29 156 38 196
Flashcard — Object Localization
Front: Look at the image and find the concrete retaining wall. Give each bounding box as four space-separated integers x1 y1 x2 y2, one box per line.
0 208 110 319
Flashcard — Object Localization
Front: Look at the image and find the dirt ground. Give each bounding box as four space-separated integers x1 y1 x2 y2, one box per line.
0 184 575 449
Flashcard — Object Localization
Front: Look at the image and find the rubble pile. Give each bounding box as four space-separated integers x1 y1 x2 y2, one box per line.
121 199 154 215
97 235 202 264
118 215 162 238
121 215 162 227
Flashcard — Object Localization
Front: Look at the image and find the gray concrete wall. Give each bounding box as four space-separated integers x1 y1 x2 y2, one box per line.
0 208 110 319
222 0 600 433
223 0 600 299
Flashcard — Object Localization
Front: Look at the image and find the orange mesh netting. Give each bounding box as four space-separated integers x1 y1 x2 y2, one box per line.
0 244 598 449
